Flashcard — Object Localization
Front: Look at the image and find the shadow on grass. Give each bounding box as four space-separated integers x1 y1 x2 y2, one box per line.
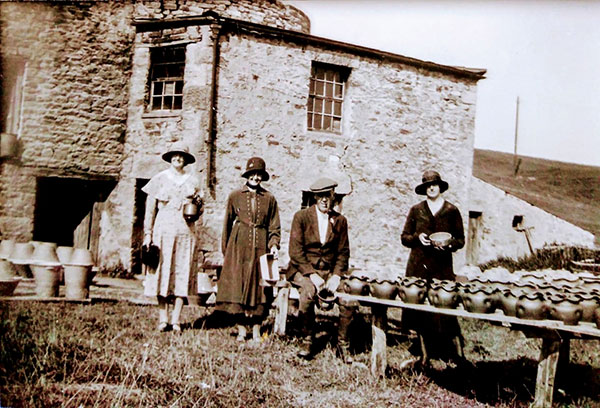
388 357 600 406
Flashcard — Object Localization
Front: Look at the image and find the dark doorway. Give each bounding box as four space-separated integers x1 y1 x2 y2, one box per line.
33 177 116 258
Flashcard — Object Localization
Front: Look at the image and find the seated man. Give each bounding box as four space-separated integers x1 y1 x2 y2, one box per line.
288 177 354 361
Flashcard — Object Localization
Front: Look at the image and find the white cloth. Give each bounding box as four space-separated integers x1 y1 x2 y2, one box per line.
315 206 329 244
427 198 445 216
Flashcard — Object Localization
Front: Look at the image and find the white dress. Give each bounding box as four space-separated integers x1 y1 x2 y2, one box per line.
142 168 201 298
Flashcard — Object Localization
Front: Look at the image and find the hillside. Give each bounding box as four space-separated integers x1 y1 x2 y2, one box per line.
472 149 599 241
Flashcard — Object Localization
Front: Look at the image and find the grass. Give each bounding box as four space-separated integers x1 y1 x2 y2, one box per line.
478 245 600 272
1 301 599 407
473 149 600 241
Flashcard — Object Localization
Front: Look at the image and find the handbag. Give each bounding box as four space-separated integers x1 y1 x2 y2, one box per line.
141 243 160 270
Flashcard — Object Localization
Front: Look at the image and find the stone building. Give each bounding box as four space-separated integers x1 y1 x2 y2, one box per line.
1 1 591 278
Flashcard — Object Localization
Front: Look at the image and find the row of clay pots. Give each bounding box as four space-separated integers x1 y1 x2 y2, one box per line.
342 275 600 328
0 240 94 299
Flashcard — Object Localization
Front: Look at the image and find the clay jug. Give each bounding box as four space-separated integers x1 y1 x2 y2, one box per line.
516 292 547 320
399 278 427 304
344 275 370 296
574 292 599 323
183 202 201 223
499 288 521 317
429 284 459 309
594 307 600 330
0 259 17 279
547 293 583 326
462 286 495 313
370 279 398 300
0 239 16 260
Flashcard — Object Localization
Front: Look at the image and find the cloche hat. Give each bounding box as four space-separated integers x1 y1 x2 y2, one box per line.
415 170 449 195
241 157 270 181
162 141 196 165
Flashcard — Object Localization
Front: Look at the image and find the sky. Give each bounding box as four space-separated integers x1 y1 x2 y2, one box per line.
285 0 600 167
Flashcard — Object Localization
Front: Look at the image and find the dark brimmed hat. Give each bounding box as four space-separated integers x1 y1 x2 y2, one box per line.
162 141 196 165
415 170 449 195
310 177 338 194
241 157 270 181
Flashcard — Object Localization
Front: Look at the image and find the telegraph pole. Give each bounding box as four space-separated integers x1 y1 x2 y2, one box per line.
513 96 521 176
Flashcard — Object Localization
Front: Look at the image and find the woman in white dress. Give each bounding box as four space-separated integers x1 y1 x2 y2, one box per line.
142 142 202 332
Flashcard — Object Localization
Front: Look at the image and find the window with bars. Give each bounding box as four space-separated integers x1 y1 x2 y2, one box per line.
148 46 185 111
307 62 349 133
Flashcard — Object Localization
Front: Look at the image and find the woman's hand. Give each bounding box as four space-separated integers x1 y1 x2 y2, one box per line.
419 233 431 246
270 246 279 259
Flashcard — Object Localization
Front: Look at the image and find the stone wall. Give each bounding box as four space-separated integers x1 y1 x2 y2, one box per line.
468 177 595 264
134 0 310 33
0 2 136 245
204 32 479 278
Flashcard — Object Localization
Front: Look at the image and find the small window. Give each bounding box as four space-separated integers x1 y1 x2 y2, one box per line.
307 62 349 133
148 46 185 111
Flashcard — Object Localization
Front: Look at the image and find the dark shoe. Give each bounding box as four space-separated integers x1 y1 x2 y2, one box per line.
297 338 315 360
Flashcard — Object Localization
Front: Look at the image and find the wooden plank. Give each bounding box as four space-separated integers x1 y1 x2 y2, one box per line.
371 305 387 377
274 287 290 335
336 293 600 338
74 210 91 249
532 336 562 408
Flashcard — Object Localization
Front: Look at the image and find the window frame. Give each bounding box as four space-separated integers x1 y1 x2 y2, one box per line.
147 46 186 112
307 62 350 134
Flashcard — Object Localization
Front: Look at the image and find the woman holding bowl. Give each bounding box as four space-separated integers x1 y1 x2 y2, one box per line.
401 170 465 367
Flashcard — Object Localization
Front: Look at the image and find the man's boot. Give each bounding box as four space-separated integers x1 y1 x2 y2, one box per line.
336 305 354 364
296 312 316 360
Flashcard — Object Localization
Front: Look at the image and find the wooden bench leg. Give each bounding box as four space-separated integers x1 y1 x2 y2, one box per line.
370 305 387 377
532 336 562 408
273 287 290 336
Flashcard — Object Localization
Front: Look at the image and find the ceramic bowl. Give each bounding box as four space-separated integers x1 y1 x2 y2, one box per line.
429 232 451 247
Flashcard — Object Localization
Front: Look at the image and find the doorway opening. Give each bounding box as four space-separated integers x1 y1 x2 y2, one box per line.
33 177 116 261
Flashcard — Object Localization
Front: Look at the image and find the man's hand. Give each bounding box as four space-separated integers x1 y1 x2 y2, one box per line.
324 275 341 293
419 233 431 246
309 273 325 290
270 246 279 259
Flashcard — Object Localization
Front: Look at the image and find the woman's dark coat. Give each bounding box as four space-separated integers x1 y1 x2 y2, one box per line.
401 200 465 280
401 199 465 360
216 185 280 315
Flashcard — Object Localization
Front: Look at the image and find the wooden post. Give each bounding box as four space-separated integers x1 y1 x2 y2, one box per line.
273 286 289 336
370 305 388 377
532 336 562 408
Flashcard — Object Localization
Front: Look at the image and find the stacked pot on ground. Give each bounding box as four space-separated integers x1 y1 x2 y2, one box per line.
62 248 94 299
0 240 21 296
7 241 34 279
29 242 62 298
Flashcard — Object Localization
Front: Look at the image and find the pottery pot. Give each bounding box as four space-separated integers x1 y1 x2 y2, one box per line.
0 239 16 259
56 246 74 265
516 292 547 320
0 259 17 279
595 307 600 330
462 287 496 313
344 276 370 296
575 292 599 322
399 278 427 304
428 285 459 309
67 248 94 266
499 289 521 316
370 279 398 300
31 264 61 297
63 264 91 299
547 294 583 325
0 277 20 296
183 202 201 223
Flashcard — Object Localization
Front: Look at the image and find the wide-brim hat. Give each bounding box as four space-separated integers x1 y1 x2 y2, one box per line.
415 170 449 195
162 141 196 165
241 157 270 181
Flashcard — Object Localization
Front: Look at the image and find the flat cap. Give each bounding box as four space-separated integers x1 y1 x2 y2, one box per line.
310 177 338 193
